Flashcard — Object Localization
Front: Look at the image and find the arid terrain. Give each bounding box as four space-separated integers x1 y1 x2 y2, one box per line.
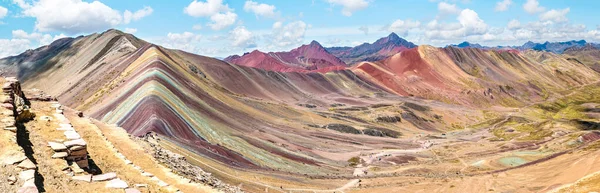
2 29 600 193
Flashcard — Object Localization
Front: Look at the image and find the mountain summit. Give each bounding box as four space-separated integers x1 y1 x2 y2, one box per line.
326 33 416 65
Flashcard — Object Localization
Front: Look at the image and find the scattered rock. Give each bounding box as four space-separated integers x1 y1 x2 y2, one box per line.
125 188 141 193
19 170 35 181
76 111 83 117
17 159 36 170
141 172 154 177
39 116 52 121
3 155 27 165
105 178 128 189
375 116 401 123
92 172 117 182
134 184 148 188
72 174 92 182
4 126 17 132
8 176 16 185
48 142 67 151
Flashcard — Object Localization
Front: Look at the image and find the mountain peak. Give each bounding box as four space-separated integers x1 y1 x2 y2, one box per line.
308 40 323 47
387 32 401 41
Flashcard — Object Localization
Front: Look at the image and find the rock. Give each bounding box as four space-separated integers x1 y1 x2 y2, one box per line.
19 170 35 181
124 159 132 165
39 116 52 121
63 139 86 147
69 145 85 151
64 131 81 140
75 159 89 168
48 142 67 151
16 186 38 193
125 188 141 193
17 159 36 170
134 184 148 188
56 126 74 131
105 178 128 189
51 152 68 159
56 109 63 114
4 126 16 132
70 149 87 156
3 155 27 165
92 172 117 182
141 172 154 177
1 103 13 110
72 174 92 182
76 111 83 117
50 104 61 109
8 176 16 185
59 123 72 128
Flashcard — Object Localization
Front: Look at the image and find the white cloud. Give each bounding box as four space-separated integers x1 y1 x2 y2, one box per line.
0 39 31 58
124 6 153 24
230 26 256 48
184 0 236 31
387 19 420 36
208 12 237 30
424 9 488 41
507 19 521 30
358 26 369 35
243 1 276 18
438 2 460 15
539 8 570 23
124 28 137 34
270 21 307 48
495 0 512 12
0 6 7 19
158 32 202 53
523 0 545 14
457 9 488 36
16 0 124 34
184 0 230 17
11 29 59 45
325 0 369 16
192 24 203 30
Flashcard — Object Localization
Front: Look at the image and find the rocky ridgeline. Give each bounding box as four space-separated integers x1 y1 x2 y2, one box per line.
1 77 40 193
141 133 243 193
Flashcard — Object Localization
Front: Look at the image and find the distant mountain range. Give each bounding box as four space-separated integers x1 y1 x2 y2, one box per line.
224 40 346 73
448 40 600 54
326 32 416 65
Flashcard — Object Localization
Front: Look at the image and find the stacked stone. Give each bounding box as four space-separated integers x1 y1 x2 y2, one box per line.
2 77 17 132
50 102 89 169
2 77 39 192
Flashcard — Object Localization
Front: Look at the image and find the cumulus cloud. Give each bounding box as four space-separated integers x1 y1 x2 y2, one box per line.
158 32 202 52
208 12 237 30
539 8 570 23
124 6 153 24
124 28 137 34
387 19 420 37
0 39 31 58
184 0 230 17
523 0 545 14
438 2 460 15
270 21 307 48
230 26 256 48
325 0 369 16
15 0 126 34
243 1 277 18
0 6 7 19
495 0 512 12
358 26 369 35
507 19 521 30
423 9 488 42
0 29 69 57
184 0 236 30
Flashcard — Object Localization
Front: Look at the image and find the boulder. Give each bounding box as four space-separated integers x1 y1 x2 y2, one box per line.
69 145 85 151
92 172 117 182
72 174 92 182
105 178 128 189
48 142 67 151
8 176 16 185
76 111 83 117
141 172 154 177
17 159 36 170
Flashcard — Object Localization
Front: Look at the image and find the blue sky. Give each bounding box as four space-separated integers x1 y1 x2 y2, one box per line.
1 0 599 58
